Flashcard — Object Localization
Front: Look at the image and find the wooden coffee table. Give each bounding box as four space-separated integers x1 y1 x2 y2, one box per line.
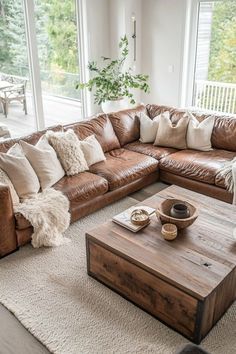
86 185 236 343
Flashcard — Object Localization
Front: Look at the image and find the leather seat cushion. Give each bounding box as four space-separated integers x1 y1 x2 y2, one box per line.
90 149 159 190
160 149 236 185
53 172 109 202
64 114 120 152
125 140 177 160
15 172 109 230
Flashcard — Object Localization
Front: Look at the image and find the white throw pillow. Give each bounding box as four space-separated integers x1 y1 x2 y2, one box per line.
20 135 65 190
139 112 167 143
80 135 106 167
0 168 20 205
0 144 40 200
186 111 215 151
46 129 88 176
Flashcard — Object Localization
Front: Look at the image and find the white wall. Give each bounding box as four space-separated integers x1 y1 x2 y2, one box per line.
85 0 189 113
109 0 142 104
141 0 188 107
85 0 110 114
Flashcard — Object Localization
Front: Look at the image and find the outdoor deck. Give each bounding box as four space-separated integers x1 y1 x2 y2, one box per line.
0 94 83 139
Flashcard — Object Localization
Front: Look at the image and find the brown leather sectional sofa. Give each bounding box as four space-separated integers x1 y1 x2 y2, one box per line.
0 104 235 258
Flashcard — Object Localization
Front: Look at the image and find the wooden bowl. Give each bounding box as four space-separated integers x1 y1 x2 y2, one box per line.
131 209 150 226
156 198 198 230
161 223 178 241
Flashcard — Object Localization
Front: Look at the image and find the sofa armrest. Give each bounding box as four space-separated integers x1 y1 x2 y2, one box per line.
0 184 18 258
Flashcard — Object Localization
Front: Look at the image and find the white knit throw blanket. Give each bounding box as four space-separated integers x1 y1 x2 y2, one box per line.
217 157 236 205
14 189 71 248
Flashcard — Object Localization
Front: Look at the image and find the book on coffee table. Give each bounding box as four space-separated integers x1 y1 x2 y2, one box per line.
112 205 156 232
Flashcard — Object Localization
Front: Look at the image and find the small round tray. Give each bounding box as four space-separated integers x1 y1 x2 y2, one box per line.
130 209 150 226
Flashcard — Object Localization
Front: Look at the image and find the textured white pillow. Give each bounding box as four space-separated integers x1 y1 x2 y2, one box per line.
0 168 20 205
80 135 106 167
46 129 88 176
0 144 40 200
186 111 215 151
20 135 65 190
139 112 167 143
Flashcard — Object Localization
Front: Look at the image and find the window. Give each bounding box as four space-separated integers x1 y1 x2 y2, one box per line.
0 0 86 139
192 1 236 114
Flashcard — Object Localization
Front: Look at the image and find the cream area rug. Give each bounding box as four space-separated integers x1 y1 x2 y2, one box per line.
0 197 235 354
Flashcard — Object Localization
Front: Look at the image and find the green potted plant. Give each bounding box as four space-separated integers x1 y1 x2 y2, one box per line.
77 35 150 113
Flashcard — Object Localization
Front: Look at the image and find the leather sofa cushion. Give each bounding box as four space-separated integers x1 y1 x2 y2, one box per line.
211 116 236 152
0 125 63 153
15 212 31 230
53 172 108 203
64 114 120 152
108 105 146 146
146 104 187 124
160 149 236 185
125 141 177 160
90 149 159 190
15 172 109 230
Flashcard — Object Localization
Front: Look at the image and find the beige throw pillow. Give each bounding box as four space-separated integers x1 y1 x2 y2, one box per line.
80 135 106 167
20 135 65 190
0 168 20 205
186 111 215 151
154 112 189 149
0 144 40 200
46 129 88 176
139 112 169 143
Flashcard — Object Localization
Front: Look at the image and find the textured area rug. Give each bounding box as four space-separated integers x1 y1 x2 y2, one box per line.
0 196 235 354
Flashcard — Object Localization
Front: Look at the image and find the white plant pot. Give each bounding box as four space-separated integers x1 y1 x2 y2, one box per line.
101 98 128 113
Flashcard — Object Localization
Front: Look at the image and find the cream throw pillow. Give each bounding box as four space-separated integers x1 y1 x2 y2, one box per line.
80 135 106 167
0 168 20 205
139 112 169 143
186 111 215 151
154 112 189 149
0 144 40 200
46 129 88 176
20 135 65 190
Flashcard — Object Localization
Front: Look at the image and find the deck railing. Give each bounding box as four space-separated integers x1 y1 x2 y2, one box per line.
193 80 236 115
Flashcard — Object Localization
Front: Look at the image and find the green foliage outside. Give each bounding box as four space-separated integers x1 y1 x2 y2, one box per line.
208 1 236 83
78 36 150 105
0 0 79 98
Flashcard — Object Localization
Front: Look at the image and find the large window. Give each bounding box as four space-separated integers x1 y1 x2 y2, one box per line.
0 0 84 138
192 1 236 114
0 0 36 136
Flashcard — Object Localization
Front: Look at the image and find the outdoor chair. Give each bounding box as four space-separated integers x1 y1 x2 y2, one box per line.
0 73 28 118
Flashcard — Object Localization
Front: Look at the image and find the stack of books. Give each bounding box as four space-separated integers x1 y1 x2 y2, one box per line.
112 205 156 232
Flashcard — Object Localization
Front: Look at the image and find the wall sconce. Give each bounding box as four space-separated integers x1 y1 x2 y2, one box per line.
131 13 136 62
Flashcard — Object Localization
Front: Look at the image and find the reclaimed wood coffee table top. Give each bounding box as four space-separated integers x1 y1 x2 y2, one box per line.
86 185 236 300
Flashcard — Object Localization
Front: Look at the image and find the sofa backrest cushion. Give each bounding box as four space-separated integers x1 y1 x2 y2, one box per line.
0 125 63 153
211 116 236 152
147 104 236 152
64 114 120 153
108 105 146 146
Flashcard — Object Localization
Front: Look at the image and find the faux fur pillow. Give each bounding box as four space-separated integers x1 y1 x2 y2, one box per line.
20 135 65 190
0 144 40 200
46 129 88 176
80 135 106 167
0 168 20 205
